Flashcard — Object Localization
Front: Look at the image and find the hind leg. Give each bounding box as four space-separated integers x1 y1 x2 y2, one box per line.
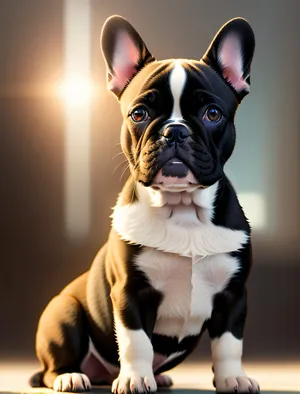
35 293 90 392
154 374 173 388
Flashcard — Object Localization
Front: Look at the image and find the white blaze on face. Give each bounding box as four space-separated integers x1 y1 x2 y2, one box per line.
169 61 187 120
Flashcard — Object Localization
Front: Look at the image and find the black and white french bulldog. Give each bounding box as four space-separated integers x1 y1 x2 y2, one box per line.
30 15 259 393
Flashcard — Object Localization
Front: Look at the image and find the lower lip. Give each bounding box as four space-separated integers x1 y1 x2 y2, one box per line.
151 184 206 192
151 160 208 191
152 177 204 191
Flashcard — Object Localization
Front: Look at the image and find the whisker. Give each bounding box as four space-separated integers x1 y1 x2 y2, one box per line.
112 151 124 161
113 159 128 174
120 163 130 181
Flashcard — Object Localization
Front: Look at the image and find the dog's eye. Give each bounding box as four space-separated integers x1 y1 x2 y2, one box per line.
130 107 149 123
203 106 222 122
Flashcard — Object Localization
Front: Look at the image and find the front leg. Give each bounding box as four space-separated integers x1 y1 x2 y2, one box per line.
208 288 259 393
111 288 159 394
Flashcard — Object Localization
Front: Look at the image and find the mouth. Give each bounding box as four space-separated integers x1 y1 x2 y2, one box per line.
151 158 204 192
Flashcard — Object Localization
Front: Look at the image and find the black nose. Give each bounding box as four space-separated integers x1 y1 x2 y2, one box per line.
163 125 189 146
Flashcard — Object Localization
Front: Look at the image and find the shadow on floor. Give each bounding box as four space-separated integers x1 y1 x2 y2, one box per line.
1 389 299 394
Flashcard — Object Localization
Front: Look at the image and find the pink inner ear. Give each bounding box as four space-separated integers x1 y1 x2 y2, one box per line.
218 34 249 92
109 31 140 93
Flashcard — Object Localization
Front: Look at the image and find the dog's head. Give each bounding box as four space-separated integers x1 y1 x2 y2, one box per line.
101 16 255 192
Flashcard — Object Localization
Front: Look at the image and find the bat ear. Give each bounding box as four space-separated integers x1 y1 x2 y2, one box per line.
101 15 155 98
202 18 255 101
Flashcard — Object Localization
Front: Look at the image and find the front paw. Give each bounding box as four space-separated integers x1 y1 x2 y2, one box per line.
214 376 260 393
112 371 157 394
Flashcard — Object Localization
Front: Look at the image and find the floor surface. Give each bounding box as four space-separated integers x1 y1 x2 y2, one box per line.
0 361 299 394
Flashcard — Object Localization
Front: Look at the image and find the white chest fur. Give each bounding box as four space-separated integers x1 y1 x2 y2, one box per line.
112 181 247 339
112 182 248 258
134 248 240 339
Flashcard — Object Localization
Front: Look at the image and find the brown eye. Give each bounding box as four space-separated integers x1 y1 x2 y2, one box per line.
130 107 149 123
204 106 222 122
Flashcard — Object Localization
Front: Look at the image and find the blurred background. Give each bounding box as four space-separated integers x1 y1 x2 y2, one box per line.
0 0 299 365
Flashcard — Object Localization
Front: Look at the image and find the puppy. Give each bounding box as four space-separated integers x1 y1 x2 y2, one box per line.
30 15 259 393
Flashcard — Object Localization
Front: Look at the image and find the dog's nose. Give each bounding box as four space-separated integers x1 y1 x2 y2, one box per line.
163 125 189 146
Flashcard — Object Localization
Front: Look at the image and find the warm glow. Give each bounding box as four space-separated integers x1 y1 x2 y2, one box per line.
57 76 94 106
62 0 92 239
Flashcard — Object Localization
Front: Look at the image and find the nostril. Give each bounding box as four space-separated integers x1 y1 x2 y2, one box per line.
163 125 189 145
179 130 187 141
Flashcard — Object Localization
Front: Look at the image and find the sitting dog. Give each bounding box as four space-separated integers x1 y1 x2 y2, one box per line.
30 15 259 393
